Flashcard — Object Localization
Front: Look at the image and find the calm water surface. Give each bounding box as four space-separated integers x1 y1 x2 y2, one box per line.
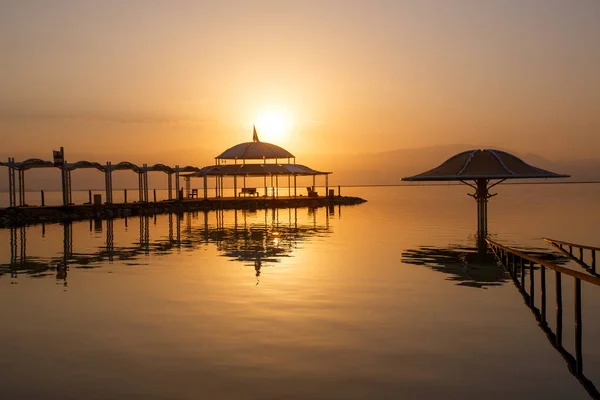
1 185 600 399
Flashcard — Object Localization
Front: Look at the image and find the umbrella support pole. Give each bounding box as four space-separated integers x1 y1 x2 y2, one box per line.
475 178 489 238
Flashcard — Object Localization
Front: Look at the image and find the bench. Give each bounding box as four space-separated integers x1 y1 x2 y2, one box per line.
188 189 198 199
240 187 258 197
306 186 319 197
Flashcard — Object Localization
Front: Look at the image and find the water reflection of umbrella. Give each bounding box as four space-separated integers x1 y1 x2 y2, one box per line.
402 244 507 289
401 238 569 289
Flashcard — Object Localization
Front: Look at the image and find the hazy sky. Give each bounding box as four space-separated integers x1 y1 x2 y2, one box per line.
1 0 599 163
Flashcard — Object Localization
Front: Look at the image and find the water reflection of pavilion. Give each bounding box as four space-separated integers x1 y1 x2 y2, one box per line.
1 206 337 285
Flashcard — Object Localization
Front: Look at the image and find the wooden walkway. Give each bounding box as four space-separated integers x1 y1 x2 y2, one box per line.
487 239 600 399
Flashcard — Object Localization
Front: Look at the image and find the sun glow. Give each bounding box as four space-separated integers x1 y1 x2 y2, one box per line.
255 109 294 144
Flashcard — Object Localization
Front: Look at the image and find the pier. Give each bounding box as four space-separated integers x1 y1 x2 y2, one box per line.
487 239 600 399
0 194 365 227
1 134 367 226
544 238 599 275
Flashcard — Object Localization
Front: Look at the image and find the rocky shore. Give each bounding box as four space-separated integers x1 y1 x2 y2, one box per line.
0 196 367 227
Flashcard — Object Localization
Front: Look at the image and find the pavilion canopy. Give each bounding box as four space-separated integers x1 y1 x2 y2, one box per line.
0 159 201 174
0 158 55 170
402 149 569 181
216 142 294 160
188 163 329 177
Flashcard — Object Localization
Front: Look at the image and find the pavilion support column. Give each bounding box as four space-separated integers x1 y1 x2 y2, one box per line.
18 169 25 206
105 169 110 204
203 174 208 199
61 167 68 207
271 175 275 199
293 175 297 198
11 160 17 207
175 166 180 200
215 176 218 198
312 175 316 192
325 174 329 198
167 173 173 200
105 162 113 204
108 170 113 203
143 164 149 202
7 159 15 208
67 170 72 204
264 175 267 197
276 175 279 198
287 175 291 198
138 172 144 202
234 176 237 198
474 178 489 238
185 176 191 198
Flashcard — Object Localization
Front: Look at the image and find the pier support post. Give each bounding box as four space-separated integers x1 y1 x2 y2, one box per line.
203 173 208 200
41 190 45 206
325 174 329 198
167 173 173 200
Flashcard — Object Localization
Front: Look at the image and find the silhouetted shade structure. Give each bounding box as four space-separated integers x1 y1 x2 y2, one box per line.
403 149 568 181
193 164 327 177
185 127 331 199
216 142 294 160
1 150 201 207
402 149 569 236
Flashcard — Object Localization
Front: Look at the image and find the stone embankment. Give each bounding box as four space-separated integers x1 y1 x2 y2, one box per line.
0 196 366 227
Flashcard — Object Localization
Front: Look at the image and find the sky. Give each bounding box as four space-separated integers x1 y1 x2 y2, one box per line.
1 0 599 165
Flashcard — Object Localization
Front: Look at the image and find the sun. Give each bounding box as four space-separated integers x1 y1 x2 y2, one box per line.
255 109 293 144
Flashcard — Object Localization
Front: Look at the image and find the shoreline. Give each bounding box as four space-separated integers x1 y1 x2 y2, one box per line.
0 196 367 228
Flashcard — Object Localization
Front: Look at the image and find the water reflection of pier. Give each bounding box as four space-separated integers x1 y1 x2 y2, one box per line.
1 206 336 284
487 240 600 399
401 237 570 289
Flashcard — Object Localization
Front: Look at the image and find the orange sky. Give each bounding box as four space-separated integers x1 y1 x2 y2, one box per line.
1 0 599 164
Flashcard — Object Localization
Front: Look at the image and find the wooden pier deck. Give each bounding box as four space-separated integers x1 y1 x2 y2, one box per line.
0 195 367 227
487 239 600 399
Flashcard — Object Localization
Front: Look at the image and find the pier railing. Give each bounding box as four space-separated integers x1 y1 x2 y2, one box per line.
544 238 599 275
486 239 600 399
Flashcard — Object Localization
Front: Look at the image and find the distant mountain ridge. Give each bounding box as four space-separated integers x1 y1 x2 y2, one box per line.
301 145 600 186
